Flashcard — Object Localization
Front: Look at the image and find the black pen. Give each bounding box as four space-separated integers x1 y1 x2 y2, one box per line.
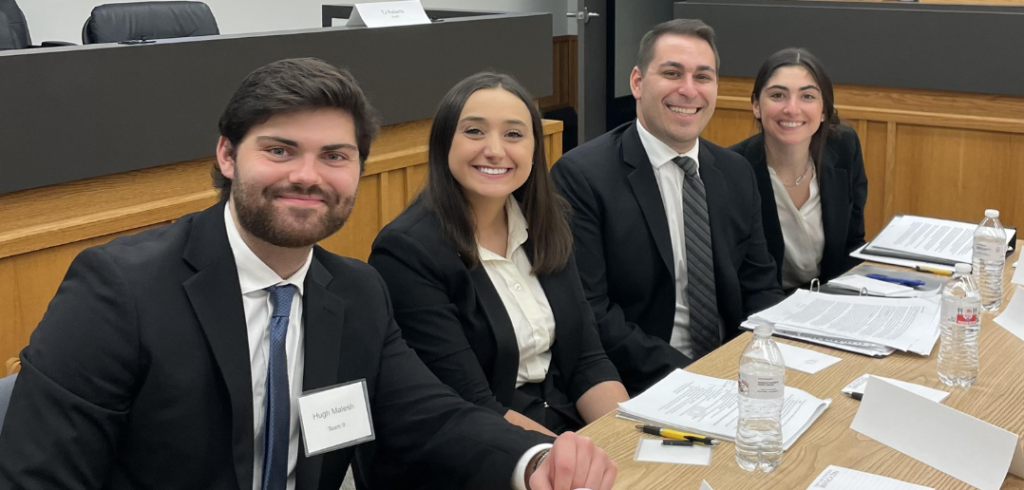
850 392 863 401
662 439 694 446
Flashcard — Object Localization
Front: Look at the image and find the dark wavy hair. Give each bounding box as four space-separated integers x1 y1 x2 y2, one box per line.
422 72 572 275
751 48 839 169
213 58 380 201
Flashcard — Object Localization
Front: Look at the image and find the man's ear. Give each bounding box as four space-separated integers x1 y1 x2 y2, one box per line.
630 66 644 101
216 136 237 180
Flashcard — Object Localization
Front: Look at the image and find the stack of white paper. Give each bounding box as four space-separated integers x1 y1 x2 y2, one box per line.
826 275 917 297
617 370 831 451
806 465 934 490
743 290 940 357
854 214 1016 269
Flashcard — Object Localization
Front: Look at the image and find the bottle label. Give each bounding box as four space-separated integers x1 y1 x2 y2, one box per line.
738 372 784 399
946 305 980 326
974 241 1005 262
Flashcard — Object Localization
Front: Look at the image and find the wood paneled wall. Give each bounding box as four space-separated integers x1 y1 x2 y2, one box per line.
0 119 564 364
538 35 578 112
701 77 1024 240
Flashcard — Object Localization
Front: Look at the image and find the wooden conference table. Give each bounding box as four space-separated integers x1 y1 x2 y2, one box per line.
579 244 1024 490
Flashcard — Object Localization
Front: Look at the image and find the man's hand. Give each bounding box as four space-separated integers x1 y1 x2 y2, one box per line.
527 432 616 490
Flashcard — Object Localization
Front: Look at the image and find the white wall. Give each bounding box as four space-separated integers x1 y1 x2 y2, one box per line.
22 0 573 44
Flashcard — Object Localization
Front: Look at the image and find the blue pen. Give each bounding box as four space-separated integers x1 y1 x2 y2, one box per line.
866 274 925 287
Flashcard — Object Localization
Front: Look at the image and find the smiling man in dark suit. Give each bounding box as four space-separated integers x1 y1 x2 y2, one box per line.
0 58 615 490
551 20 785 394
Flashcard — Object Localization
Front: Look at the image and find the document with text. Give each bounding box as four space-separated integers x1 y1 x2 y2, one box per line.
617 369 830 451
748 290 939 354
862 215 1015 266
807 465 933 490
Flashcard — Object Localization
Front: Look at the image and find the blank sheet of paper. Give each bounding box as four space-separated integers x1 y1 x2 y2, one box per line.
634 438 712 466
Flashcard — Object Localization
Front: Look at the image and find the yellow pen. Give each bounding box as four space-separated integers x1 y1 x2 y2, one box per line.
915 265 953 277
636 425 720 445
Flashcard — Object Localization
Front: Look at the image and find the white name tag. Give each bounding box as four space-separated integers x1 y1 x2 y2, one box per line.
298 379 375 456
346 0 432 28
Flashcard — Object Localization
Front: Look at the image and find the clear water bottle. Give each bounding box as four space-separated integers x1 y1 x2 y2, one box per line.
972 209 1006 311
736 324 785 473
938 263 982 388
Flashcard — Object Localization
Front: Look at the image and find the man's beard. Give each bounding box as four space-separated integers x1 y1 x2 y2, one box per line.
232 178 355 248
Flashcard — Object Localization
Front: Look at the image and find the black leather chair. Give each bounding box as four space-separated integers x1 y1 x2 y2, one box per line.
82 1 219 45
0 0 74 50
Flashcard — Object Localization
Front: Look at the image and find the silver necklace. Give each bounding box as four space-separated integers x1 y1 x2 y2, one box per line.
783 160 813 188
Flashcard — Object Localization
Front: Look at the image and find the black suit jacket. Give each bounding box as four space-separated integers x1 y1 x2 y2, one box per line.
551 121 785 394
0 203 550 490
366 200 620 428
729 124 868 286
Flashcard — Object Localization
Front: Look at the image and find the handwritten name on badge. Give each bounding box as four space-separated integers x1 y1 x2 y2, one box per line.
346 1 430 28
298 380 374 456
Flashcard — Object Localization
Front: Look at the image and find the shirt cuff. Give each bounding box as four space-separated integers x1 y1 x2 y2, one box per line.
511 443 554 490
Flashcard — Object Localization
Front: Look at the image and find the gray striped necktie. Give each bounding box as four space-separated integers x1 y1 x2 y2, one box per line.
673 156 723 359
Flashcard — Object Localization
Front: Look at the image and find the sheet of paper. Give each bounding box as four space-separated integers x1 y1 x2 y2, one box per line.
850 377 1024 490
752 290 938 352
866 215 978 263
851 244 956 273
634 438 712 465
841 375 949 403
827 275 916 297
776 342 842 374
1013 262 1024 286
994 287 1024 343
806 465 933 490
699 480 714 490
617 369 831 451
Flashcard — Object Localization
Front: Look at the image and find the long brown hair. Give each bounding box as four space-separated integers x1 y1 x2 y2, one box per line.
422 72 572 275
751 48 839 169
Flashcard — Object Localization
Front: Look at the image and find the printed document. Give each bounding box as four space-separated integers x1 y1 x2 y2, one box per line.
806 465 933 490
617 369 830 451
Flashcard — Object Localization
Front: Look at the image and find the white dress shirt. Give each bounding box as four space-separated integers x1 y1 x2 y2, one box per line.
635 120 701 359
226 204 547 490
768 165 825 289
478 197 557 388
224 205 311 490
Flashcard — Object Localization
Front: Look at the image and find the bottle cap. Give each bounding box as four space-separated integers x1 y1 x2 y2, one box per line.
955 263 972 274
985 209 1000 218
754 324 772 337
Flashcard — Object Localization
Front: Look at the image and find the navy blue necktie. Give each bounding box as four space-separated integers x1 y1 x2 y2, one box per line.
262 284 296 490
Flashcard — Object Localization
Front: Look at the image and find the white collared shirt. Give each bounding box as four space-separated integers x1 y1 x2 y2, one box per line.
478 197 556 387
768 166 824 289
635 120 701 359
224 204 312 490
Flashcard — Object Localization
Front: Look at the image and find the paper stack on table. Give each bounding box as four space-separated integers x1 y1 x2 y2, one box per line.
617 369 830 451
742 290 940 357
806 465 934 490
851 214 1017 271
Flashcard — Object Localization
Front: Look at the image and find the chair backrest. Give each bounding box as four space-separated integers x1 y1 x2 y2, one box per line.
0 374 17 433
82 1 218 45
0 0 30 49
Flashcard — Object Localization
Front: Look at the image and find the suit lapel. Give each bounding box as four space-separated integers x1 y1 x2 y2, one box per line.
817 145 849 265
294 254 346 490
747 136 784 272
622 123 674 276
469 264 520 406
182 203 254 490
536 266 578 382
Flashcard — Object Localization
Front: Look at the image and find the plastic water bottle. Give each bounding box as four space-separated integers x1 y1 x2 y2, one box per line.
736 324 785 473
938 263 981 388
972 209 1006 311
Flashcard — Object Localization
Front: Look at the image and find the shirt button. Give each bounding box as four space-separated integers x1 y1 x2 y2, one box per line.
514 284 523 291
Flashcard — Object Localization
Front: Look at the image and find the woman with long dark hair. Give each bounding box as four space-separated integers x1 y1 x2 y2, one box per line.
730 48 868 289
368 72 628 435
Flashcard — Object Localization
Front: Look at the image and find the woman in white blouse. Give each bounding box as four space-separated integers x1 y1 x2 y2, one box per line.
730 48 868 290
368 72 629 436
